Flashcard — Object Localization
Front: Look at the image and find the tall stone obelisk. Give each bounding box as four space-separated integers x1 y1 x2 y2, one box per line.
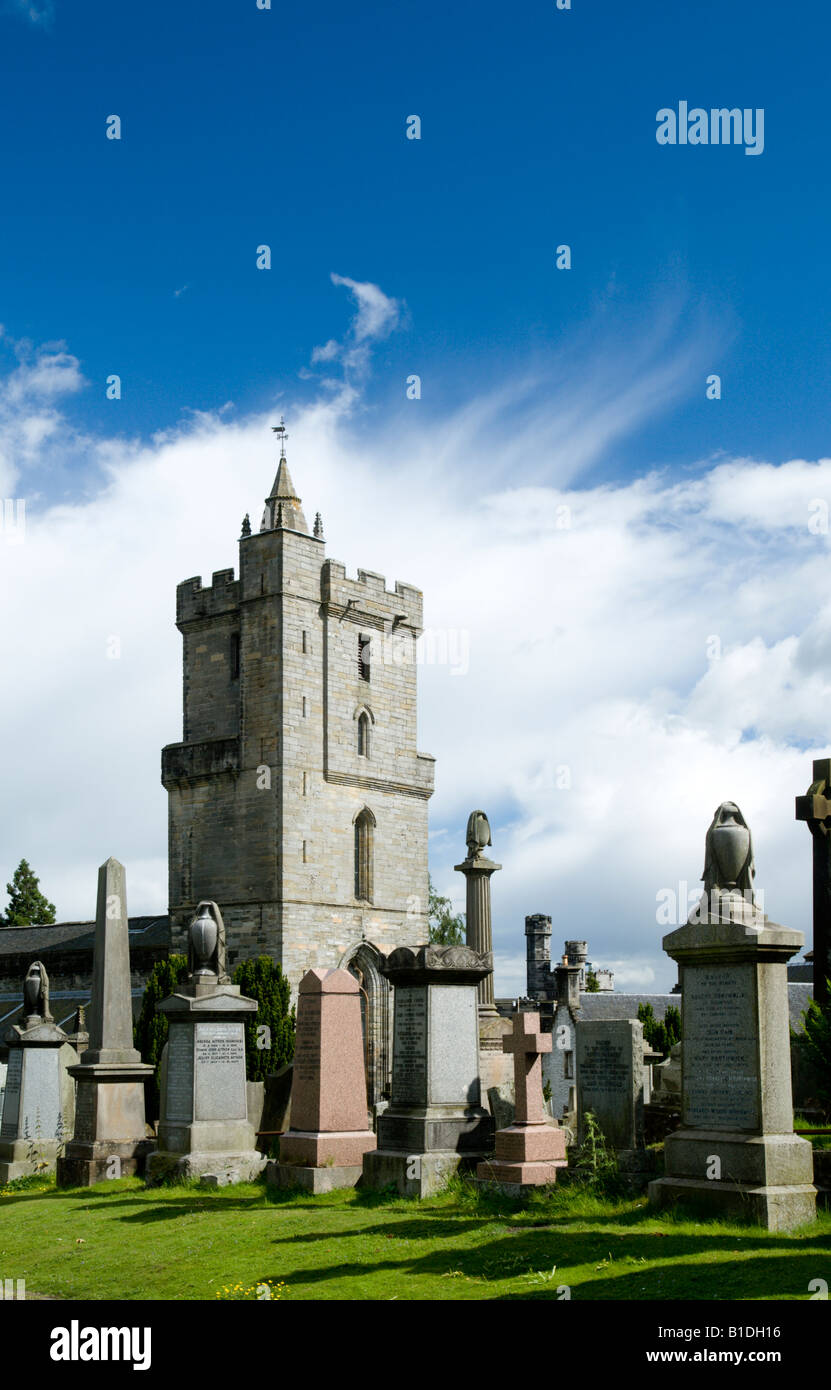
455 810 511 1092
57 859 154 1187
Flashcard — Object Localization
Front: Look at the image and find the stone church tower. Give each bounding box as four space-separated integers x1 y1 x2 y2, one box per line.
162 433 434 1096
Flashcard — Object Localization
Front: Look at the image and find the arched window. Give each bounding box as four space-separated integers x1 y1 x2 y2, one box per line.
354 807 375 902
358 711 370 758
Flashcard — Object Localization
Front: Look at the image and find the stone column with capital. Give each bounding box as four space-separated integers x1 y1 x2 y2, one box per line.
455 811 514 1096
454 809 501 1016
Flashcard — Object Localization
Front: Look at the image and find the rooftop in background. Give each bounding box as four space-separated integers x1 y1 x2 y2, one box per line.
0 916 169 958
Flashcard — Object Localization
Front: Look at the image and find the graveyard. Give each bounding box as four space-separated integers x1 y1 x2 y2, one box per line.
1 449 830 1311
3 6 831 1340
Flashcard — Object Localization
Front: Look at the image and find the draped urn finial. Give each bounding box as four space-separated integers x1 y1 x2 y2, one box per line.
702 801 755 897
190 905 219 976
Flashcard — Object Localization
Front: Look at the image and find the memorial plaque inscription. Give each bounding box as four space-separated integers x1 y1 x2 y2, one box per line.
393 987 427 1105
683 964 759 1130
194 1022 247 1122
165 1023 195 1122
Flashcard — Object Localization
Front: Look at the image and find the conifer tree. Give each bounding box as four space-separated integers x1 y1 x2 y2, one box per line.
2 859 56 926
133 955 188 1122
233 956 295 1082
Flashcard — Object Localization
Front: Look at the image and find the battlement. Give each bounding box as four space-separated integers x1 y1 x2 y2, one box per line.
176 570 241 626
322 559 423 631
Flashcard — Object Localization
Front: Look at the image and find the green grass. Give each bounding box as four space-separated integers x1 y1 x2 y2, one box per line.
0 1175 828 1301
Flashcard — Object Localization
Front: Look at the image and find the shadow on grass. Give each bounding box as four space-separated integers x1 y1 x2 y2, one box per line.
253 1220 831 1301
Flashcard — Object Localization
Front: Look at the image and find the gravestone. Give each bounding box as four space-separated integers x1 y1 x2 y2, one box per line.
648 802 816 1230
146 900 265 1186
268 968 376 1191
0 962 78 1182
257 1063 293 1154
57 860 154 1187
476 1012 567 1194
577 1019 645 1151
362 944 495 1196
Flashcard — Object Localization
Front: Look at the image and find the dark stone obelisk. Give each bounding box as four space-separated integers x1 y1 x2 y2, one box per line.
794 757 831 1007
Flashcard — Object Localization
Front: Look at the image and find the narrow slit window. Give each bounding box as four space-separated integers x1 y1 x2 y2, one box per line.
230 633 240 680
354 809 374 901
358 711 370 757
359 635 371 681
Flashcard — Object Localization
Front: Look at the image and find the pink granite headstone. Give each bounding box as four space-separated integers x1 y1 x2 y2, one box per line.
279 968 377 1169
476 1011 567 1187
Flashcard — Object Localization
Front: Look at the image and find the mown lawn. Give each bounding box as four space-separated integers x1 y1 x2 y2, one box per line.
1 1175 829 1302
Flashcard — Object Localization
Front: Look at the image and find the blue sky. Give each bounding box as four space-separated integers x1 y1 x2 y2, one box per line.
2 0 830 995
3 0 831 475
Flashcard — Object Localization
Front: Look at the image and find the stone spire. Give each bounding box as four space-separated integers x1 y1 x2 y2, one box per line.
260 419 309 534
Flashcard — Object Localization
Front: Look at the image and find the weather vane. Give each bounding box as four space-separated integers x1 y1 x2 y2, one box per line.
271 416 289 459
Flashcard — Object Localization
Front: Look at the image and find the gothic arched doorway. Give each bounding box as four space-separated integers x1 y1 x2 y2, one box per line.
338 940 391 1115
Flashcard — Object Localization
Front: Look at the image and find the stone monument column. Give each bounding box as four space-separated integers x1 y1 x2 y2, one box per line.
362 944 495 1197
0 962 78 1183
455 810 501 1015
57 860 154 1187
455 811 512 1096
648 802 816 1231
146 900 265 1186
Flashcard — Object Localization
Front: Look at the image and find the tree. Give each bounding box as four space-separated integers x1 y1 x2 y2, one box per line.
2 859 56 926
428 874 465 945
233 956 295 1082
133 955 188 1122
798 982 831 1109
664 1004 682 1049
585 971 601 993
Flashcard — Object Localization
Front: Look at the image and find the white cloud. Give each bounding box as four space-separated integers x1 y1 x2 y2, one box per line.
309 274 403 393
0 311 824 999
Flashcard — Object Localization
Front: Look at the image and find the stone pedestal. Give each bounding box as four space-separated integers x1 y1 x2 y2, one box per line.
147 986 264 1186
362 945 495 1197
0 1020 78 1182
476 1012 567 1195
57 860 154 1188
648 890 816 1231
268 968 376 1192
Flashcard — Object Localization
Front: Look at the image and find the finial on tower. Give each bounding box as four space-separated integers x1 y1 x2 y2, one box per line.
314 512 324 539
241 513 251 537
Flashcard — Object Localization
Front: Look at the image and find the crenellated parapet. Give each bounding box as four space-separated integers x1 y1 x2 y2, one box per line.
176 570 241 628
322 560 423 634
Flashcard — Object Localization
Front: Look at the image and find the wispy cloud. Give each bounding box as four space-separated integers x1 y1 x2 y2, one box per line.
309 273 403 402
8 0 54 26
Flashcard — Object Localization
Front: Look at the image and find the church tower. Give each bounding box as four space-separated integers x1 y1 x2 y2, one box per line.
162 428 435 1027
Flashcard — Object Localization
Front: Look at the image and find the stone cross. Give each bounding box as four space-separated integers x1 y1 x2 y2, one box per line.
795 756 831 1006
503 1012 552 1125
